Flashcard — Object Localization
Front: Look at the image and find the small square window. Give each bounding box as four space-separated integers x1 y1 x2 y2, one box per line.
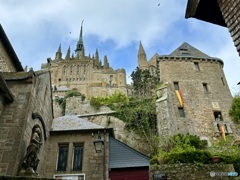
174 82 179 90
194 62 200 71
178 107 185 117
203 83 208 92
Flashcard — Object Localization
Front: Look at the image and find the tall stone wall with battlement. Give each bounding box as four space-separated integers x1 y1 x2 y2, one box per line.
156 57 240 141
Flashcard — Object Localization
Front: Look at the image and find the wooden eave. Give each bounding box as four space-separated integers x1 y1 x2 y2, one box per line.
185 0 226 27
0 74 14 103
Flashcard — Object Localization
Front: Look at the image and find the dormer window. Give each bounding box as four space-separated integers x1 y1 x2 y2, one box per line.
180 48 189 55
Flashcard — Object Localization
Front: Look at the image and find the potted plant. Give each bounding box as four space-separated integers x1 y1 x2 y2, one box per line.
211 155 221 163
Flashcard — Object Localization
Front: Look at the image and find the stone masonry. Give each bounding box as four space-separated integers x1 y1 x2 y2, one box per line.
46 130 110 180
138 42 239 142
0 70 53 177
150 163 237 180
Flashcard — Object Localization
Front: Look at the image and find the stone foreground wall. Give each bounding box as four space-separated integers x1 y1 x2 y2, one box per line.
150 163 238 180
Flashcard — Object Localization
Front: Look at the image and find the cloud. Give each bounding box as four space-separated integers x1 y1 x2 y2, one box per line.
0 0 239 94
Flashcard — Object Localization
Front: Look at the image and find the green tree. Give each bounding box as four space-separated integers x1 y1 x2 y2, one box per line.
112 98 159 155
229 96 240 123
131 67 159 98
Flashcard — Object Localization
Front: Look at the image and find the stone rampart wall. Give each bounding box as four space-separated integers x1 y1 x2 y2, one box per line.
150 163 238 180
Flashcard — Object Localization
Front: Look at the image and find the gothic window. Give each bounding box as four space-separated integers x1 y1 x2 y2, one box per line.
84 65 86 74
70 65 73 75
203 83 208 92
72 144 84 171
63 66 66 75
178 107 185 117
174 82 179 90
194 62 200 71
77 65 80 75
57 145 69 171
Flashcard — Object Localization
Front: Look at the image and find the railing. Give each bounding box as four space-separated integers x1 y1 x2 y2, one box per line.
213 120 233 135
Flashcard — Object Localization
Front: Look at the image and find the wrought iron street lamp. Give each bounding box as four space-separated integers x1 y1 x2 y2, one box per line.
93 131 104 153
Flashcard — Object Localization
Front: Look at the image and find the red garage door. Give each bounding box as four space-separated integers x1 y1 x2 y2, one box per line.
109 167 149 180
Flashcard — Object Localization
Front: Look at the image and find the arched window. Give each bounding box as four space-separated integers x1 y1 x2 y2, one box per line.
84 65 86 74
77 65 80 75
70 65 73 75
63 66 66 75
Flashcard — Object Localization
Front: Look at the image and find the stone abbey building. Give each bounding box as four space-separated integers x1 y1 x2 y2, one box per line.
41 23 128 98
138 41 239 142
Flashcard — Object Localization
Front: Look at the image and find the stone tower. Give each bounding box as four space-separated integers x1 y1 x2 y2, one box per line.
41 23 129 98
138 41 238 141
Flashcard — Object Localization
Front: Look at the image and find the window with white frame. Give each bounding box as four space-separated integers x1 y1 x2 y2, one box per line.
56 144 69 171
72 144 84 171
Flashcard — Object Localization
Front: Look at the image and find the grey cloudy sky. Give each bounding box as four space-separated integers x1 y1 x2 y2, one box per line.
1 0 240 95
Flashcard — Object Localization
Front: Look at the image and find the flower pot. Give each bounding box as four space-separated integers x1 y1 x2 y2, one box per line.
211 156 221 163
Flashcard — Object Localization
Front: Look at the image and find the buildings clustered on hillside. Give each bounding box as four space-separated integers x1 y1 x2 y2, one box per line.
0 7 239 178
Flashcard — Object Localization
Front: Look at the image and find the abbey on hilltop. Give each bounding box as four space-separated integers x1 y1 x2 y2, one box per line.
41 22 130 98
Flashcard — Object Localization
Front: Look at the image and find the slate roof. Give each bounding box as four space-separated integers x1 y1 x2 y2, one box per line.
169 42 210 58
1 69 49 80
109 136 150 169
51 115 105 131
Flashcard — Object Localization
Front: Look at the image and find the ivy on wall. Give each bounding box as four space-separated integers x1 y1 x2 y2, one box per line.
229 96 240 124
55 90 86 115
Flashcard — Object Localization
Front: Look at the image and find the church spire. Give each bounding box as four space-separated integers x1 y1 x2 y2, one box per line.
55 44 62 60
138 41 148 69
75 20 85 58
65 46 71 60
138 41 146 57
103 55 109 69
